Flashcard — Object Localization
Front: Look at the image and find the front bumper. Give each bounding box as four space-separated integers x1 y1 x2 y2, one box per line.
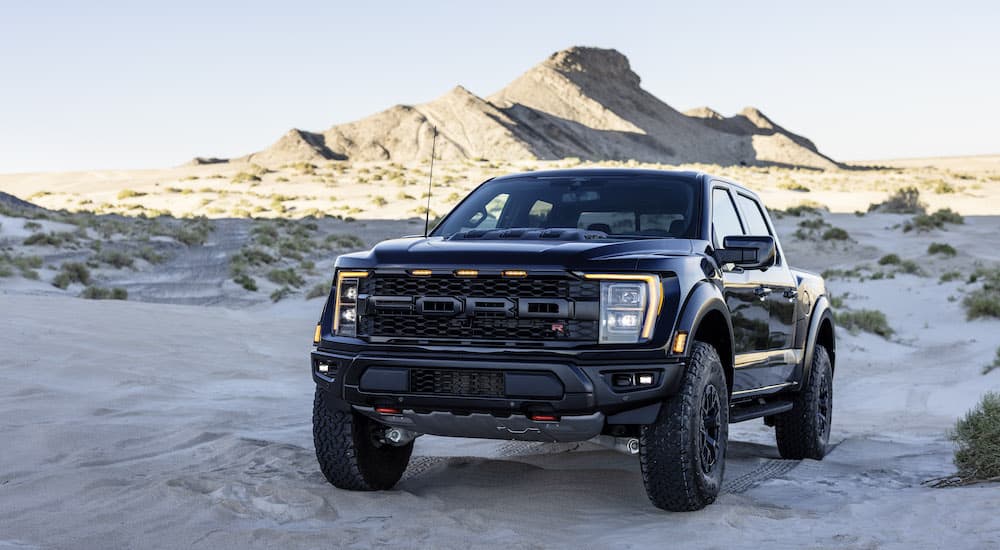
312 347 685 441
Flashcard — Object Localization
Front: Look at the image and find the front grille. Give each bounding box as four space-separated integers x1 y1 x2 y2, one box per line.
366 276 598 299
358 274 599 343
410 368 505 397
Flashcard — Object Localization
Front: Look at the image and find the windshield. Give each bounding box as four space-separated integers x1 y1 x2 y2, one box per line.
432 174 702 239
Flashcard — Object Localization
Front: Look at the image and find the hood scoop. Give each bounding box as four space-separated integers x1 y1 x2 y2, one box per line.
446 227 609 241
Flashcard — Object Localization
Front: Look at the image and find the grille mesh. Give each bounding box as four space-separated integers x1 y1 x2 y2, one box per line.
364 276 598 299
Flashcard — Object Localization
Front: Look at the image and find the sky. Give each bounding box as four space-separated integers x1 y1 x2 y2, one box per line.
1 0 998 173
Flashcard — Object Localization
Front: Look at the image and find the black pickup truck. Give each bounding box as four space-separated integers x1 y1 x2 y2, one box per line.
310 169 836 511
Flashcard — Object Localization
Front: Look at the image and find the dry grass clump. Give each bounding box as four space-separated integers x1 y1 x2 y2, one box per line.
0 254 43 279
81 286 128 300
868 186 924 214
963 267 1000 320
984 348 1000 376
117 189 146 200
52 262 91 289
950 391 1000 482
837 309 894 338
903 208 964 232
928 242 957 257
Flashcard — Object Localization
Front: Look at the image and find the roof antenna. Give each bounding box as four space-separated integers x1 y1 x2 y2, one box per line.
423 125 438 237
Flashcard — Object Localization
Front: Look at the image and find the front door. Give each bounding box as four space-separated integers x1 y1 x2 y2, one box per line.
711 187 771 393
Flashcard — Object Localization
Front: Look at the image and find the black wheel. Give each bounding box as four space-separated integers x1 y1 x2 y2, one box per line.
640 341 729 511
774 346 833 460
312 387 413 490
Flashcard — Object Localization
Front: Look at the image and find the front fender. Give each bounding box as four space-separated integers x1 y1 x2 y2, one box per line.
673 281 733 364
799 295 835 386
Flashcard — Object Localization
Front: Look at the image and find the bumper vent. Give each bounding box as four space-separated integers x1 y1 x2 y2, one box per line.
410 368 505 397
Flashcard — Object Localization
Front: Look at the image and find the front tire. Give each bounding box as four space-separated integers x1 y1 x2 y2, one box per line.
773 346 833 460
640 341 729 511
312 388 413 490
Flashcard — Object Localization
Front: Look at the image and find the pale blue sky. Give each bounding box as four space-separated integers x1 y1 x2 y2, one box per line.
1 0 998 173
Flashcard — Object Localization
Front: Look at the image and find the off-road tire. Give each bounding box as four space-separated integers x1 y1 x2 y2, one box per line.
640 341 729 512
312 388 413 490
773 346 833 460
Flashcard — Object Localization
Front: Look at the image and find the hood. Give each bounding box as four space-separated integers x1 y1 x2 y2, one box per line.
338 236 695 271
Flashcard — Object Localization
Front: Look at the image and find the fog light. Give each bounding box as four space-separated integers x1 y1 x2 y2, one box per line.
637 374 654 385
318 363 329 373
612 373 634 387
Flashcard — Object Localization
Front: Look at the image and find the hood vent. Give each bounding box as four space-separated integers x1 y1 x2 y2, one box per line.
446 228 608 241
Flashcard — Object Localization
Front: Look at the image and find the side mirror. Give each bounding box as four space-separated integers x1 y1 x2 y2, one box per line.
716 235 776 269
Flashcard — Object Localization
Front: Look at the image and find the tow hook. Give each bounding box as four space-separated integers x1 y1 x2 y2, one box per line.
384 427 420 446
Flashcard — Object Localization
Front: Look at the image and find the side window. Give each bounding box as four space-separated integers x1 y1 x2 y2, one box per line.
460 192 509 231
736 195 772 236
527 200 553 227
711 188 745 247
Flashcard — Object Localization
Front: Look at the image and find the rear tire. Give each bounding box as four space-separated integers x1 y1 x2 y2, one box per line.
640 341 729 511
312 388 413 490
774 346 833 460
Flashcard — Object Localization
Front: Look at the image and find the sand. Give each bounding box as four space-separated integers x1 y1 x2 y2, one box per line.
2 159 1000 548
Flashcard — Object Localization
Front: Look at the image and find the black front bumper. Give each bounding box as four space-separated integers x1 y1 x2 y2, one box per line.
312 347 685 441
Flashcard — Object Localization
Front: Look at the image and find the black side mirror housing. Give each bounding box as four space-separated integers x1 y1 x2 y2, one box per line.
716 235 776 269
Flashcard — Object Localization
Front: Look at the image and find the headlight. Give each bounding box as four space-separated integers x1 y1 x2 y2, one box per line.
333 270 368 337
585 274 662 344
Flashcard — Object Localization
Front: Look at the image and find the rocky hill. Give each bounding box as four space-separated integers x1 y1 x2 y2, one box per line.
235 47 840 169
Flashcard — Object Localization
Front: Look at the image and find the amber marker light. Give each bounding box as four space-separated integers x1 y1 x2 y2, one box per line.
583 273 662 340
410 269 433 276
672 331 688 354
502 270 528 278
454 269 479 277
313 324 322 344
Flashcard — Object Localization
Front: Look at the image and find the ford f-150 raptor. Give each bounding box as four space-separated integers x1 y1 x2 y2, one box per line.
310 168 836 511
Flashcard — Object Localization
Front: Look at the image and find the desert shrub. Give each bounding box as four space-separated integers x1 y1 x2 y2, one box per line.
869 186 924 214
231 172 261 184
903 208 965 232
52 262 91 289
928 242 957 257
828 292 846 309
138 247 166 264
878 254 901 265
896 260 924 276
270 286 293 302
2 254 43 279
963 267 1000 320
933 180 956 194
783 202 824 217
371 196 388 207
778 181 810 192
951 391 1000 480
24 231 75 247
267 268 305 288
236 246 276 266
233 273 257 291
837 309 894 338
822 227 850 241
117 189 146 200
306 282 330 300
81 286 128 300
97 250 134 269
24 221 42 230
984 348 1000 375
172 218 213 246
326 234 364 249
940 271 963 283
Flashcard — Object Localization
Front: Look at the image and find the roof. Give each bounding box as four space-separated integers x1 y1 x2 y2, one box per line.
489 167 706 181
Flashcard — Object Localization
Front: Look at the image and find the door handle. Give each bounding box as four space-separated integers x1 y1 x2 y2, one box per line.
783 288 798 300
753 286 772 300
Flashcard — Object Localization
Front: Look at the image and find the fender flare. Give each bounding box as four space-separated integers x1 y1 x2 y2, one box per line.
800 295 836 387
673 281 734 383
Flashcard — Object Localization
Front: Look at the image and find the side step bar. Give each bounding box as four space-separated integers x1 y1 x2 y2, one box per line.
730 400 794 423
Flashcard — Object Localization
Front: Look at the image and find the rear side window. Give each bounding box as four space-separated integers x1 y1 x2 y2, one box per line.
736 194 771 236
711 188 745 247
